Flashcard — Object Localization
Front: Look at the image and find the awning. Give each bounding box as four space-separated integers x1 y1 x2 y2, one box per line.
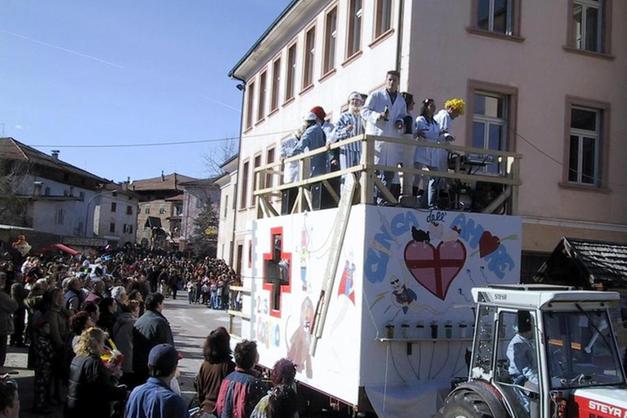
40 243 80 256
145 216 162 228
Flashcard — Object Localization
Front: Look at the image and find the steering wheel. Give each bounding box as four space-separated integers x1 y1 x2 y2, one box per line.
559 373 593 386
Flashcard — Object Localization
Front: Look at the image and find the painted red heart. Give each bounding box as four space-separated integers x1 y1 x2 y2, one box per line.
479 231 500 258
404 240 467 300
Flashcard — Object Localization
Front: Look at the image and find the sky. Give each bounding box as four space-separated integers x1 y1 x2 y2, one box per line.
0 0 291 182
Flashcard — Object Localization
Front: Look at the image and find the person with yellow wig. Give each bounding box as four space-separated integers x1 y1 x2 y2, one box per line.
427 98 465 207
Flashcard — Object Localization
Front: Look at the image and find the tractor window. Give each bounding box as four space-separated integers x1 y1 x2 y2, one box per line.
471 304 497 379
495 310 538 389
494 310 538 418
544 310 625 389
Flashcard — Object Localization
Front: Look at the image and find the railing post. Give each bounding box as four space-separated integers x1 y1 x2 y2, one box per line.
360 135 374 204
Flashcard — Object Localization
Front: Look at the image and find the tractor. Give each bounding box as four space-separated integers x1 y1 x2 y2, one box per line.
438 285 627 418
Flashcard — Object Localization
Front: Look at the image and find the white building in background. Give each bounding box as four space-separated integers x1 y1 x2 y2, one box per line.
92 183 139 246
228 0 627 279
1 138 109 245
215 154 239 267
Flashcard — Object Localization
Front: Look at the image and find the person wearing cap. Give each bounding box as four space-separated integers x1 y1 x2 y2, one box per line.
361 70 408 203
279 124 306 215
289 108 328 178
288 107 331 210
331 91 365 171
125 343 189 418
0 376 19 418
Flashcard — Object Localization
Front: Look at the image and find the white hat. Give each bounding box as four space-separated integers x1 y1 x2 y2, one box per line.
348 91 362 101
303 112 318 121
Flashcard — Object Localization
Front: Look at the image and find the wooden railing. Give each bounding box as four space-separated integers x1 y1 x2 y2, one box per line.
253 134 522 218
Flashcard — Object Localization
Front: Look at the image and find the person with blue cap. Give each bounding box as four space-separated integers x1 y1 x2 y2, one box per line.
125 343 189 418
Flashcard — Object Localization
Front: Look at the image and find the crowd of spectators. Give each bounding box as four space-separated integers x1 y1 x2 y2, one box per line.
0 245 242 417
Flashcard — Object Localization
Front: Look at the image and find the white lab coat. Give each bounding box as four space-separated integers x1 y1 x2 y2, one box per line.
361 89 408 177
433 109 454 170
281 136 299 183
414 116 441 167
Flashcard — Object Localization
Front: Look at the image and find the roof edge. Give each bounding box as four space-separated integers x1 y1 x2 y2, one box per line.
228 0 300 79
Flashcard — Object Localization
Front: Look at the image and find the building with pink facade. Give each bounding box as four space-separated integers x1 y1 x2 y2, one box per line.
227 0 626 276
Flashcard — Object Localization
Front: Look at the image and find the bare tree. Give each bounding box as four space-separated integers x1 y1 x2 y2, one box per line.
0 160 30 226
204 137 238 176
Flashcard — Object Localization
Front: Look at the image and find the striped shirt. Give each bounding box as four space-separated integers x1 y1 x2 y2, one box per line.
331 111 364 168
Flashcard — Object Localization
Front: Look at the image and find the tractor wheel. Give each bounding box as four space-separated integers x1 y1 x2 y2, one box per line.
438 389 496 418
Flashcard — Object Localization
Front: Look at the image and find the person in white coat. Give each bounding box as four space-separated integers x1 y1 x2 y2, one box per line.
361 70 407 203
414 98 441 207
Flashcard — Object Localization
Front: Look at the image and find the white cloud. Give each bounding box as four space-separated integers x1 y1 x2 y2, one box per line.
14 124 23 130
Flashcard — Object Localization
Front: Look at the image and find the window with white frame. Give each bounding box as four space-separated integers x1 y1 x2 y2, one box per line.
572 0 603 52
568 106 600 185
477 0 515 35
472 93 508 174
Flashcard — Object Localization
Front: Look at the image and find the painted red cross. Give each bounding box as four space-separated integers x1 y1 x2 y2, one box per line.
404 241 467 300
263 227 292 318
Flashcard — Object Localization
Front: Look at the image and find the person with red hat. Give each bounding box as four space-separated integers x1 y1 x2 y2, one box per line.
288 108 330 209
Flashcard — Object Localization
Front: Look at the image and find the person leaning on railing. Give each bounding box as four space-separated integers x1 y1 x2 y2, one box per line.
288 108 331 210
361 70 408 204
429 98 465 208
329 91 366 171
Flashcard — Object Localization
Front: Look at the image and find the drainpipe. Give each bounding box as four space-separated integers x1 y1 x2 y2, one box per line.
395 0 405 74
230 75 246 267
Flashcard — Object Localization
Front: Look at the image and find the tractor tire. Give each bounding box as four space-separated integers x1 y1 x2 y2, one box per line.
438 389 496 418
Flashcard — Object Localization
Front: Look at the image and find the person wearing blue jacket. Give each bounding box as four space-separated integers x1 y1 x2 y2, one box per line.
289 111 328 178
289 108 331 209
125 343 189 418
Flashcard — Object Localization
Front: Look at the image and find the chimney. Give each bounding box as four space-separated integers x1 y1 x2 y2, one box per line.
51 150 60 159
161 170 165 182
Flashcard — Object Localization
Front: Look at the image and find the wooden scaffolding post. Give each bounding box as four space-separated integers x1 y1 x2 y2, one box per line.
360 135 375 204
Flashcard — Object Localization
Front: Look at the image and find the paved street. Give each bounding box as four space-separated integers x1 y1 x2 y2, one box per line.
7 296 235 417
163 297 237 405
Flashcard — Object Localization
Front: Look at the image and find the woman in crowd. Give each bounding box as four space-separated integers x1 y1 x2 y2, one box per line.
69 311 95 352
83 301 100 324
44 287 70 405
196 327 236 415
65 327 127 418
9 280 28 347
251 358 298 418
111 299 140 387
31 288 57 413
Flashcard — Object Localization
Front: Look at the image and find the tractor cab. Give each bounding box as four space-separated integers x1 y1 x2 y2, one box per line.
440 285 627 418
